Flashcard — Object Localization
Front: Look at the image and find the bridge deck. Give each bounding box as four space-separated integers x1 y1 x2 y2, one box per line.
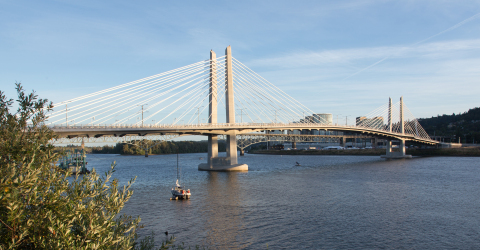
51 123 438 145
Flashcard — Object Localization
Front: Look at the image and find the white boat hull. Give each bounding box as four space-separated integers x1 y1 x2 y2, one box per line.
171 187 191 200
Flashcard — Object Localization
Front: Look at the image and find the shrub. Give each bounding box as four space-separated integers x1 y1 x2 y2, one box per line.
0 84 139 249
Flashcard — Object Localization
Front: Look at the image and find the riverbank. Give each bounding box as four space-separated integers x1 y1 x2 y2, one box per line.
249 147 480 156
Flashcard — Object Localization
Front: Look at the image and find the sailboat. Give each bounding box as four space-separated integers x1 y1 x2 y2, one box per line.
171 154 191 200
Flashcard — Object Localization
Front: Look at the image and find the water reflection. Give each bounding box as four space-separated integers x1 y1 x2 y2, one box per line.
202 172 250 249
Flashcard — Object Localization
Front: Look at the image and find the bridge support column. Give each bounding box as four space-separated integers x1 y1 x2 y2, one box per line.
400 139 406 155
199 46 248 171
208 135 218 167
240 148 245 156
386 140 392 154
226 133 238 164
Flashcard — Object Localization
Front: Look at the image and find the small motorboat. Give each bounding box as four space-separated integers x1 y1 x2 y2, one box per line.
170 154 191 200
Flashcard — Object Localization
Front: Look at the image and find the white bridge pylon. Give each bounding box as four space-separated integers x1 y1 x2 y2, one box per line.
48 47 438 165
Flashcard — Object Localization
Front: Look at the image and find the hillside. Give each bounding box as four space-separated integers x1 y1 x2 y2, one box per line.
418 107 480 143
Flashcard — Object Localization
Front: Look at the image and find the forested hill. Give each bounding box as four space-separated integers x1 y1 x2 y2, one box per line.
89 140 226 155
418 107 480 143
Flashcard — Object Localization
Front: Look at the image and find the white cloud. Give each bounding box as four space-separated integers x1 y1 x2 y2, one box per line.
247 39 480 69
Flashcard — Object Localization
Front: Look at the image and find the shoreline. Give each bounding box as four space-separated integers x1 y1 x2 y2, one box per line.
249 147 480 157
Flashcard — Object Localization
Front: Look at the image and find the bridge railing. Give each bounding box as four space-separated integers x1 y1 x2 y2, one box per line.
50 122 361 130
48 122 389 132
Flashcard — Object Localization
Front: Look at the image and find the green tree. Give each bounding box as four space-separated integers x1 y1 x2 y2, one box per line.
0 84 140 249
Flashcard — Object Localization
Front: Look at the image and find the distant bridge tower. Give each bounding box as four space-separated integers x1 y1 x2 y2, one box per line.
198 46 248 171
381 96 412 159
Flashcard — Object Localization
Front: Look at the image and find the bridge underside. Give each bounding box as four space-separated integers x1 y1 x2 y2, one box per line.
52 127 431 162
52 125 438 146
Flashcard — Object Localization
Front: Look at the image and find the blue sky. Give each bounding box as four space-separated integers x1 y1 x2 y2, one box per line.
1 0 480 123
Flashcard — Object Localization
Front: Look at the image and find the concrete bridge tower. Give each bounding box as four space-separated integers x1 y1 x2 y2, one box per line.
381 96 412 159
198 46 248 171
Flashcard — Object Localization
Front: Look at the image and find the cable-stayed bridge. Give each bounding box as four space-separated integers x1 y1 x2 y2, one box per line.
48 46 438 171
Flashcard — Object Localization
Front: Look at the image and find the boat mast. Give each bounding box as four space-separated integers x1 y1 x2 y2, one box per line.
177 153 179 183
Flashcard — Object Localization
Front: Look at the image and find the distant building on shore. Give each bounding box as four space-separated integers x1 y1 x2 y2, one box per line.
314 113 333 125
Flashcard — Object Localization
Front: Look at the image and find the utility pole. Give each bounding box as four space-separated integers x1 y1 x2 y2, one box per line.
196 106 203 124
237 108 246 123
138 104 148 127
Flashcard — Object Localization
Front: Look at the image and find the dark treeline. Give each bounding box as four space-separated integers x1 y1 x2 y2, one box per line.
251 147 480 156
418 107 480 143
90 140 226 155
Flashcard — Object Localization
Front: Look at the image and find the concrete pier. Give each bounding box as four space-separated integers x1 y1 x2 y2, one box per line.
381 139 412 159
198 162 248 171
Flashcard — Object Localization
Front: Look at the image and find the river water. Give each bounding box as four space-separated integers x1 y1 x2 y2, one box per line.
86 153 480 249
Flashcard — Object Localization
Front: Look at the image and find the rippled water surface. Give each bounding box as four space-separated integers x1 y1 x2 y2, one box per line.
87 153 480 249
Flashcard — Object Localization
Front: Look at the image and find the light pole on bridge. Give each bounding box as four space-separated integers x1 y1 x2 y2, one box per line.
272 109 278 124
64 101 72 127
196 106 204 124
345 115 352 126
237 108 247 123
138 104 148 127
